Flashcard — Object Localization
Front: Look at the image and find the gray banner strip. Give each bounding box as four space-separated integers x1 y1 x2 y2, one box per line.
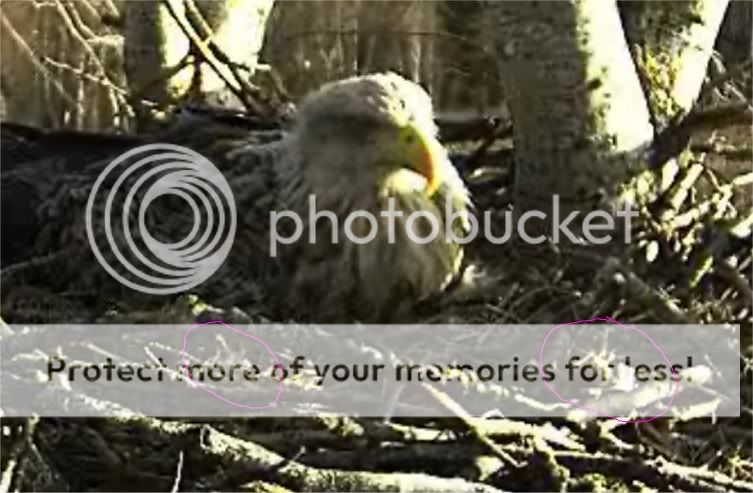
0 323 740 419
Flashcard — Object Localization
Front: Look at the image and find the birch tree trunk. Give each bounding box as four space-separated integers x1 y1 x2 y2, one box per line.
124 0 274 115
493 0 729 243
492 0 653 241
621 0 731 130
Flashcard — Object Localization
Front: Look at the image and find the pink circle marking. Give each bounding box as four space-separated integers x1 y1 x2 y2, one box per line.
538 316 680 424
181 320 283 410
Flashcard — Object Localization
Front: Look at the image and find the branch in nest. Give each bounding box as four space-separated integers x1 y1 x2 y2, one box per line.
108 415 505 492
590 256 696 324
690 143 753 160
650 102 753 167
423 383 522 469
713 260 753 309
554 451 753 492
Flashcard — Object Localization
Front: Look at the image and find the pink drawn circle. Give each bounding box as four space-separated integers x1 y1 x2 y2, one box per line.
538 316 680 424
181 320 283 410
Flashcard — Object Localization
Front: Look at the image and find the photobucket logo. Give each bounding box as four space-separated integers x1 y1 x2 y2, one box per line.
85 144 236 294
269 194 638 256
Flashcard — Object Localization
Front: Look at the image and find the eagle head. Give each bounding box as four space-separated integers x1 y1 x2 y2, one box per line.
277 73 471 322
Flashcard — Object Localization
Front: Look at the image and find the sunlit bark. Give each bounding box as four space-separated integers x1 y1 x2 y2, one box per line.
492 0 654 236
124 0 274 111
621 0 731 130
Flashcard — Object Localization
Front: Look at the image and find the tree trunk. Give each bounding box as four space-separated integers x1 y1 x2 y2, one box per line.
124 0 274 116
492 0 654 240
621 0 731 131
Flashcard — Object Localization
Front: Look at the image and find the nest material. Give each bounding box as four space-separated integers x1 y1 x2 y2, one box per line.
1 87 751 491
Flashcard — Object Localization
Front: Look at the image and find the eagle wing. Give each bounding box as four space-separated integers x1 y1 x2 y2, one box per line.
1 118 287 318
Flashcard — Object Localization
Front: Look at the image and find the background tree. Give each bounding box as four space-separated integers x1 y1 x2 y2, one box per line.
124 0 275 121
492 0 734 241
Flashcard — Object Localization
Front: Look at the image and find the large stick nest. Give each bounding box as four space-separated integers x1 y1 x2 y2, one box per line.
1 69 751 492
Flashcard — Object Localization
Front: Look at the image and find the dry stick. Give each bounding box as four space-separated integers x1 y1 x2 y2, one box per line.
0 247 78 283
0 417 39 493
72 0 109 26
183 0 265 89
682 177 739 287
51 0 125 111
182 0 273 111
422 383 522 468
552 450 752 492
58 0 95 40
297 441 489 471
0 10 79 109
729 211 753 239
170 450 184 493
714 260 753 307
421 415 584 452
161 0 262 114
127 55 194 109
690 143 753 160
683 102 753 130
659 163 705 221
465 123 514 172
701 59 753 102
105 415 504 493
183 0 250 72
651 102 753 167
672 187 732 229
732 171 753 187
588 255 696 324
240 423 453 450
41 56 128 95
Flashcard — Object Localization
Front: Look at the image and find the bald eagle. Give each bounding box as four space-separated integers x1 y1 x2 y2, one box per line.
1 73 470 322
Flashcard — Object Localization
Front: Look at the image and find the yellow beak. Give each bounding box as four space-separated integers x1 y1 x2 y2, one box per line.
398 123 442 195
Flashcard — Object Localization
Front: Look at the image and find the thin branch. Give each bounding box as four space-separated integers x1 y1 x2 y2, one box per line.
690 143 752 160
650 102 753 166
41 56 128 95
422 383 522 468
160 0 263 114
0 9 80 109
51 0 116 89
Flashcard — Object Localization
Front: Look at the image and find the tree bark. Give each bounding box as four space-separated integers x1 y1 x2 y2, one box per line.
621 0 731 131
492 0 654 238
124 0 274 115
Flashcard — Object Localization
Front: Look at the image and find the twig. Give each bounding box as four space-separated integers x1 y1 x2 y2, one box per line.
659 163 705 221
170 451 184 493
41 56 128 95
422 383 522 468
700 59 753 102
690 143 753 160
0 10 79 109
51 0 124 113
465 123 514 172
593 256 696 324
714 260 753 307
0 417 39 493
553 451 752 492
0 248 78 283
651 102 753 166
106 415 504 492
161 0 263 114
672 187 732 229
